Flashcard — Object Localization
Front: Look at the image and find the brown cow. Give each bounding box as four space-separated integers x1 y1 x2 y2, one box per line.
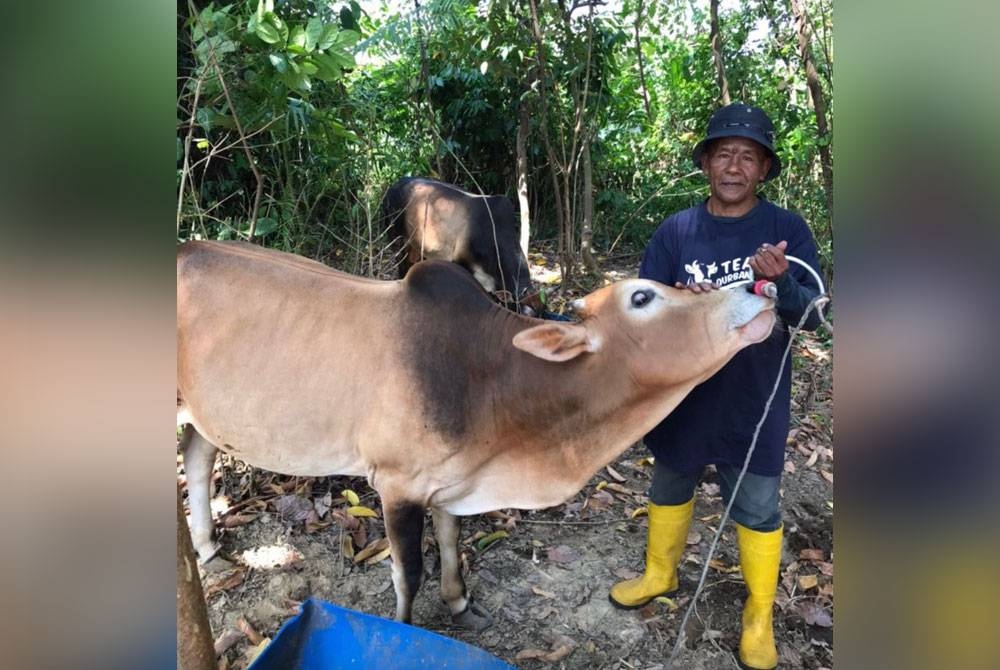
176 240 775 630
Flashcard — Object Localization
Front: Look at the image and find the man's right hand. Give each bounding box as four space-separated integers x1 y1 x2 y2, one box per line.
674 281 719 294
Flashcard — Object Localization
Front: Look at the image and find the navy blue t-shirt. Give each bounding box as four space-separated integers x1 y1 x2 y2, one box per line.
639 198 822 476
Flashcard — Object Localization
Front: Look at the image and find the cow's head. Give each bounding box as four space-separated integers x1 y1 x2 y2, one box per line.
512 280 774 386
470 206 534 313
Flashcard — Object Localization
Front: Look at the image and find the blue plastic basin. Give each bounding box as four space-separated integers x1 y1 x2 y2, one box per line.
249 598 515 669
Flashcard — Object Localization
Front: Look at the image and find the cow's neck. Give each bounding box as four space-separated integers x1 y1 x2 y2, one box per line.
490 317 699 489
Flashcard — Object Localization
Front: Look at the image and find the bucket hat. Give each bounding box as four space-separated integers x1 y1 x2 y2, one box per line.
691 103 781 181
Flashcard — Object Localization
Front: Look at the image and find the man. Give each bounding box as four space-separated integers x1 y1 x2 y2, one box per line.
609 103 823 670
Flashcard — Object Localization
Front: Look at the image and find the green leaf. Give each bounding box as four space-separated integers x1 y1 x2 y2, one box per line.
304 18 323 51
325 29 360 51
290 24 306 50
279 70 311 92
268 53 288 73
318 24 340 51
255 19 281 44
251 217 278 237
476 530 508 551
310 54 343 82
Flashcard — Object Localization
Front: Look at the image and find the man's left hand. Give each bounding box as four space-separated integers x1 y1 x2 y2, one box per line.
749 240 789 280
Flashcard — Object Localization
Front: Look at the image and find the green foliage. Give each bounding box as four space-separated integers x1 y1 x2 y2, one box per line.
178 0 833 278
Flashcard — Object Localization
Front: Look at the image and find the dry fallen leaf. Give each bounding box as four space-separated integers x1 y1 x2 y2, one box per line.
274 495 313 523
629 507 648 519
805 449 819 468
547 545 580 564
214 628 243 656
313 491 333 518
817 561 834 576
654 596 679 611
340 534 355 559
236 616 263 645
686 530 702 546
798 574 819 591
353 537 390 563
543 645 574 662
709 559 741 574
606 465 626 482
347 505 378 518
222 513 258 528
614 567 641 580
531 586 556 599
821 470 834 484
783 460 796 474
305 519 333 534
588 489 614 512
798 601 833 627
351 524 368 549
203 567 246 599
799 548 825 562
341 489 360 506
365 546 392 565
464 530 488 545
330 509 361 531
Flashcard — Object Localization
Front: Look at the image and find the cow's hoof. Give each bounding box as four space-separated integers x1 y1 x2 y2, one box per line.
452 600 492 631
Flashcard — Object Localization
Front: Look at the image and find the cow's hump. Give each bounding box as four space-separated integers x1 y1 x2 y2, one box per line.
403 260 494 310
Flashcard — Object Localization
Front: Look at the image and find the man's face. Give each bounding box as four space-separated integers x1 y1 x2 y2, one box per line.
701 138 772 211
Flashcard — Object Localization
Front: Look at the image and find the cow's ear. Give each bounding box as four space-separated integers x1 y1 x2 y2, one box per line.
512 323 600 362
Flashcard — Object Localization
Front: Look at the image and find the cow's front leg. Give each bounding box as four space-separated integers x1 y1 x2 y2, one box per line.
383 500 426 623
431 509 492 631
178 424 221 562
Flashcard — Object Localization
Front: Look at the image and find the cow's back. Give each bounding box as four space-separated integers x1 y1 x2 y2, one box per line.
177 241 399 477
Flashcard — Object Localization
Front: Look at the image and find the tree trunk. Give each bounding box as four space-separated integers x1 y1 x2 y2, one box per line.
527 0 570 281
580 134 599 274
634 0 652 122
177 484 215 670
516 95 531 259
790 0 833 236
710 0 732 105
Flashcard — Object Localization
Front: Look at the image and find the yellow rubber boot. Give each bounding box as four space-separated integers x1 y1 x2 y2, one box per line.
609 498 694 609
736 524 782 669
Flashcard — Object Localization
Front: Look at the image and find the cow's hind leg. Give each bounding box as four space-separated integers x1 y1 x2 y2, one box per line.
178 425 221 562
384 501 426 623
431 509 492 631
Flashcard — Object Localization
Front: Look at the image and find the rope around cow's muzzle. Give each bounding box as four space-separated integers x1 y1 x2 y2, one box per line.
665 290 831 668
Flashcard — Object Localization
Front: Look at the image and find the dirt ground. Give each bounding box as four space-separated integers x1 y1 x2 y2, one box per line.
186 250 833 669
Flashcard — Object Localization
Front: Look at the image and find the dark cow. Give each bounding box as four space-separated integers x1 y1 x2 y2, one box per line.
381 177 535 312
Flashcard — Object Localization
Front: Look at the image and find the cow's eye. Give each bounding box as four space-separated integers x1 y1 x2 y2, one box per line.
631 289 653 308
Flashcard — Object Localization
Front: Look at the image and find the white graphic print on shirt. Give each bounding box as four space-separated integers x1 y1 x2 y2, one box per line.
683 256 753 287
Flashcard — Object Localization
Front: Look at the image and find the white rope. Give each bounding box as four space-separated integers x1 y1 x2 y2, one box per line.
722 254 831 330
665 292 830 668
